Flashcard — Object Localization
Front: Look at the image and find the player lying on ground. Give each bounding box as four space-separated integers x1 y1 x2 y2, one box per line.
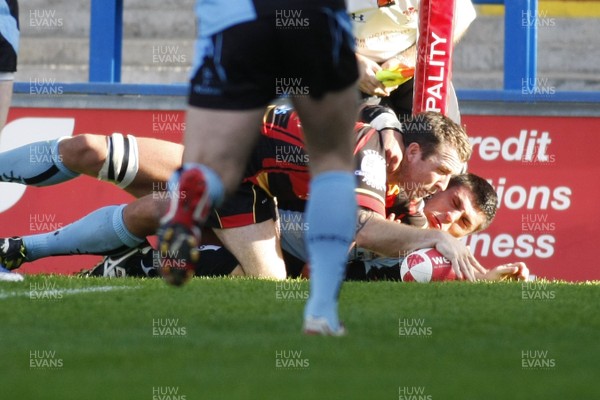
78 173 526 281
182 173 527 282
0 105 483 283
1 106 480 279
154 104 476 280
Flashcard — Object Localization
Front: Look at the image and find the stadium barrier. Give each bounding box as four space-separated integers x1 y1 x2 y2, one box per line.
1 1 599 280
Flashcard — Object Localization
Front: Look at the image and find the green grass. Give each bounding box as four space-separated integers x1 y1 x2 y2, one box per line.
1 276 599 400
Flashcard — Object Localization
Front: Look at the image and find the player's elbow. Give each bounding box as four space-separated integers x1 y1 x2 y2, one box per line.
354 228 369 249
354 208 382 250
355 220 379 250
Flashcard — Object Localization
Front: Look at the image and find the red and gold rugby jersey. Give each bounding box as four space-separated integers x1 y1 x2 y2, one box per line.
244 104 412 219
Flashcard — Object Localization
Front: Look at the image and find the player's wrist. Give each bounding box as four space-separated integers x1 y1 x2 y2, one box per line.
414 227 445 251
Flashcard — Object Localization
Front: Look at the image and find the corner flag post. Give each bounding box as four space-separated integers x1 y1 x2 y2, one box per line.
412 0 456 116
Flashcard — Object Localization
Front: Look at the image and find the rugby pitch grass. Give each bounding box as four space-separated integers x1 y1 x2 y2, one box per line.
1 275 598 399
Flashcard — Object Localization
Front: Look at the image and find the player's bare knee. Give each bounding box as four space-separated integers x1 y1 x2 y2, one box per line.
58 134 106 174
244 257 286 280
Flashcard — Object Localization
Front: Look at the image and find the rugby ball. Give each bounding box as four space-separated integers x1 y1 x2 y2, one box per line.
400 248 457 283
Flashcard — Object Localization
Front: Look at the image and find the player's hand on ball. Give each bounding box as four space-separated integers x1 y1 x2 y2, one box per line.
432 231 485 281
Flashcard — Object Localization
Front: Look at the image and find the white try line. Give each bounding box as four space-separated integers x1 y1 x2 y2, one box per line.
0 285 140 300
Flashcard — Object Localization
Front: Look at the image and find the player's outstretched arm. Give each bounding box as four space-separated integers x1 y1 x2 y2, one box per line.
355 208 485 281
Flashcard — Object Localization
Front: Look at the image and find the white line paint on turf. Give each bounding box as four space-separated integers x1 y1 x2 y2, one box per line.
0 285 140 300
0 272 24 282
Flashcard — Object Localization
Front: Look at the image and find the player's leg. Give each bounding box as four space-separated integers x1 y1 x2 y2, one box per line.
0 204 142 270
60 134 183 197
57 134 109 176
81 195 169 277
158 109 263 284
293 87 358 334
59 134 183 197
0 194 166 271
91 190 283 279
129 137 183 197
122 194 167 238
0 134 114 188
214 219 285 279
158 17 277 284
284 8 359 334
203 182 285 279
21 204 144 262
181 109 263 189
0 136 81 186
0 133 182 197
81 188 282 279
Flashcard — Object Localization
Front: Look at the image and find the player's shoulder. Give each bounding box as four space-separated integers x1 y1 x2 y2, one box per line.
354 122 383 155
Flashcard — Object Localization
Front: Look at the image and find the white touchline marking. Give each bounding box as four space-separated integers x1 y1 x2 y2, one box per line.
0 285 140 300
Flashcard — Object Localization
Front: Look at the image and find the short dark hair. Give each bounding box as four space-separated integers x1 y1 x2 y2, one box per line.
400 112 472 164
447 173 498 232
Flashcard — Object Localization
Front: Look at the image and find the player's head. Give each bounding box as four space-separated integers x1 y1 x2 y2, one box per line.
424 173 498 238
395 112 472 199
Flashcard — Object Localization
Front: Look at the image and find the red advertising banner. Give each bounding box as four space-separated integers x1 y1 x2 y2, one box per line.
462 114 600 281
0 107 598 281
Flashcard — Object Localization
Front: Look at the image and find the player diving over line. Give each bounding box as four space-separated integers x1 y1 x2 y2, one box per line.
189 172 527 282
132 172 526 282
0 105 520 283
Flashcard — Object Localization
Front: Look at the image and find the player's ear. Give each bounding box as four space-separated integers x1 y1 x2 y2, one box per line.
406 142 422 162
